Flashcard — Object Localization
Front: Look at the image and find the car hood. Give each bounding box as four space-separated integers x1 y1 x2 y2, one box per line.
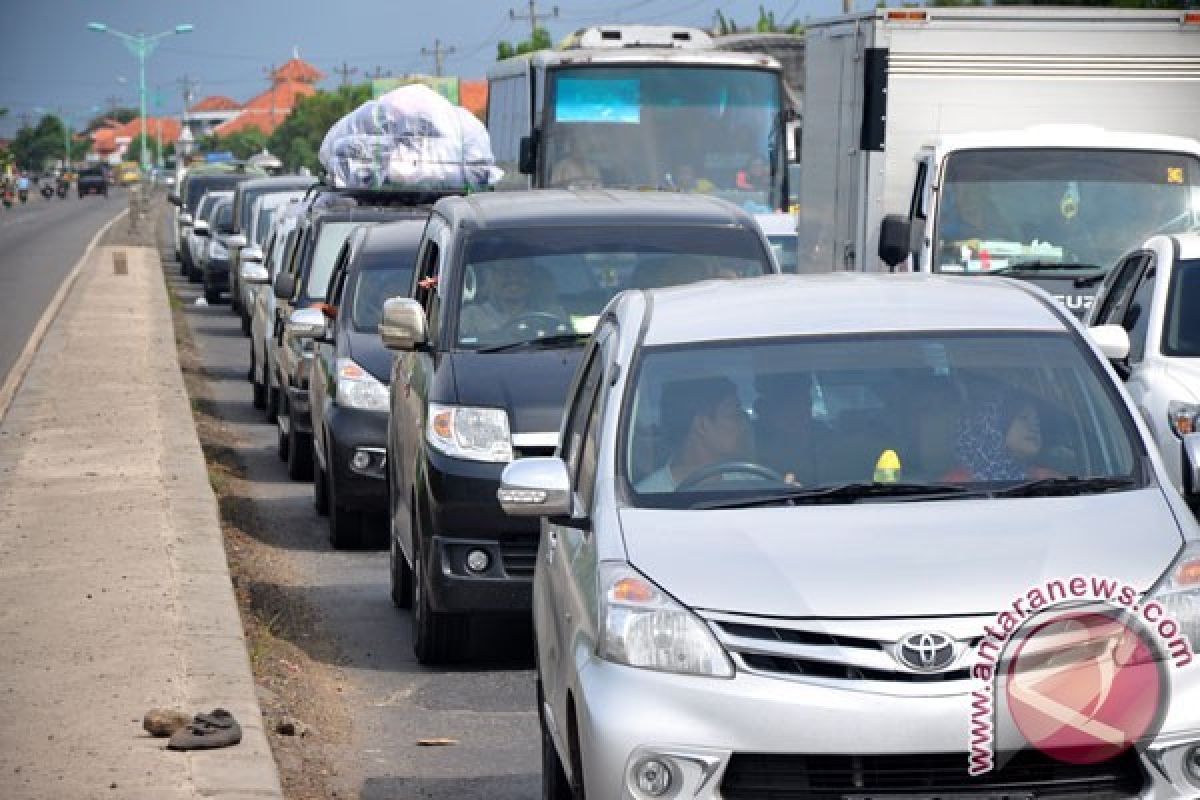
449 350 583 435
618 490 1183 618
347 331 393 384
1164 359 1200 402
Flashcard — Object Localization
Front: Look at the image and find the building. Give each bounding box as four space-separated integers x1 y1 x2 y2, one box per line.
185 95 241 138
213 58 325 139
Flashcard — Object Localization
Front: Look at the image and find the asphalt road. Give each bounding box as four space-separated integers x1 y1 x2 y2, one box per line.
159 216 541 798
0 188 127 389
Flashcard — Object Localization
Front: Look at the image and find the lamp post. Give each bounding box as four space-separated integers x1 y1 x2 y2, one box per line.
88 21 193 171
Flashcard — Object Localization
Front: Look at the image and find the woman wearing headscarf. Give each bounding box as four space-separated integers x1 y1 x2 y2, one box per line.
943 394 1061 482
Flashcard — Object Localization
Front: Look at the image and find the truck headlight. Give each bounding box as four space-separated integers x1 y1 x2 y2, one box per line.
208 239 228 260
426 403 512 462
599 562 733 678
1169 401 1200 438
1148 540 1200 652
336 358 389 412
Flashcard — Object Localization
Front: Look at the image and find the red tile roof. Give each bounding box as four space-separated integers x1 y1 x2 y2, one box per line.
272 58 324 85
212 114 277 138
190 95 241 113
113 117 184 144
460 80 488 120
215 80 317 137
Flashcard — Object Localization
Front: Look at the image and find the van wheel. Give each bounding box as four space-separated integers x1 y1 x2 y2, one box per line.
538 681 578 800
313 448 330 517
390 516 413 609
287 423 313 481
412 518 468 665
328 474 363 549
240 309 252 337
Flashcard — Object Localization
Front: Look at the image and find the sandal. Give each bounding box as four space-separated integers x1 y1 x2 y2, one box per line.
167 708 243 751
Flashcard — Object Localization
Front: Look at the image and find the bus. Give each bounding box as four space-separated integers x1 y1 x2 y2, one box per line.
487 25 791 212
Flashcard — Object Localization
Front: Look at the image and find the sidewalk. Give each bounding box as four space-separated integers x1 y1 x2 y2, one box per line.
0 234 283 798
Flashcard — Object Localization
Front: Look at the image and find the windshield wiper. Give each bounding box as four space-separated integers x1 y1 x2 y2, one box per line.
475 332 591 353
693 481 981 510
988 260 1102 275
991 475 1135 498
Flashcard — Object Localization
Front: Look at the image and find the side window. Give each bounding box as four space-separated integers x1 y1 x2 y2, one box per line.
327 240 353 304
560 345 603 479
910 158 930 220
1095 254 1146 326
562 329 613 513
1124 260 1157 363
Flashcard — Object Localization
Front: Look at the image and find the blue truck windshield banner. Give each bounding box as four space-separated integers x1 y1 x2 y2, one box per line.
555 78 640 124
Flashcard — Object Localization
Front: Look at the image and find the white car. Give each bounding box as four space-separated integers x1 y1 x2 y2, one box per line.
1089 232 1200 507
184 190 233 283
754 211 798 273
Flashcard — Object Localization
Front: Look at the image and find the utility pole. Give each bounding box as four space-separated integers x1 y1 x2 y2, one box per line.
368 65 391 81
420 40 456 77
334 61 359 87
510 0 558 41
842 0 854 12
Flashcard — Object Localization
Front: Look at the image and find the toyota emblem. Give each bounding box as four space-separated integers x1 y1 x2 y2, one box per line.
895 631 957 672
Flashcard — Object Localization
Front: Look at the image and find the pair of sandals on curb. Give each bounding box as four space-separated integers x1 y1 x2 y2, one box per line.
144 708 242 750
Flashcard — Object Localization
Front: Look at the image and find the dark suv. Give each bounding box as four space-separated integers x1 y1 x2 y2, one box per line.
77 167 108 197
271 191 432 480
381 190 779 663
303 221 425 548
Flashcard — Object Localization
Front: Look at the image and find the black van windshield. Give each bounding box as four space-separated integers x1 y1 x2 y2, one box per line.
455 225 770 351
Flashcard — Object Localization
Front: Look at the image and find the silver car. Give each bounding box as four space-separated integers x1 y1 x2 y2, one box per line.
502 274 1200 799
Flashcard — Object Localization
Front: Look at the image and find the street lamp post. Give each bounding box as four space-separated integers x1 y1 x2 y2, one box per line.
88 21 193 171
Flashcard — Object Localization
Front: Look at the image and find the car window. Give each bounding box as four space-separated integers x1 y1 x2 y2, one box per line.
307 222 366 298
215 202 233 230
561 345 604 497
1123 261 1157 363
623 332 1142 505
1094 254 1145 325
1163 258 1200 357
455 225 770 350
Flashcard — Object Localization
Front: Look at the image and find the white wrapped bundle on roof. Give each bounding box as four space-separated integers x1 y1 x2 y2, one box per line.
318 84 502 190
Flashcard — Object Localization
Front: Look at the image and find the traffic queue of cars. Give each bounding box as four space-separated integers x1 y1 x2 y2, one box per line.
170 155 1200 797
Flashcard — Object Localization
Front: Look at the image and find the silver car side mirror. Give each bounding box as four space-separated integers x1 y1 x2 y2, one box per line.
287 307 326 340
379 297 427 351
498 458 571 517
225 233 248 249
1088 324 1130 363
179 212 193 226
240 262 270 285
240 245 264 264
193 220 210 238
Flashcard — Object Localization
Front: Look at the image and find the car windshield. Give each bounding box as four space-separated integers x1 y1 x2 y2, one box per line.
934 149 1200 275
1163 258 1200 357
351 263 417 333
455 225 771 350
543 66 784 211
306 221 365 298
623 331 1142 508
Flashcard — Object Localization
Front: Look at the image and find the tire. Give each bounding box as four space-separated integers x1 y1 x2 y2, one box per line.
286 417 314 481
412 515 468 665
276 400 290 461
327 473 363 550
230 286 242 315
251 359 267 410
204 285 221 304
313 446 330 517
265 382 279 424
240 308 252 337
539 680 579 800
389 482 413 608
188 265 202 284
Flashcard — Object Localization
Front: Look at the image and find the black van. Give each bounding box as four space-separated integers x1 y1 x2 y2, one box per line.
382 189 779 663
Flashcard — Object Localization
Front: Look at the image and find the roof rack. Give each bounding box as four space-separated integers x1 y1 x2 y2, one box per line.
301 181 472 209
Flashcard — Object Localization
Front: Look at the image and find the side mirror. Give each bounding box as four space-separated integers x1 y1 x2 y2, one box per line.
273 271 296 300
1089 324 1131 366
1183 434 1200 497
179 212 193 226
498 457 570 517
225 233 248 249
240 245 264 264
193 220 211 238
379 297 428 351
240 262 270 285
286 307 326 340
168 192 181 206
878 214 912 269
518 132 539 176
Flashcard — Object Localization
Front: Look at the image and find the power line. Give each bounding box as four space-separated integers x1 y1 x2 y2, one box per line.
510 0 559 40
333 61 360 87
420 40 457 77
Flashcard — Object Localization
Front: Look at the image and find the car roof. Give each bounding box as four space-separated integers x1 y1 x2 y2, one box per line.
360 218 428 259
310 206 428 225
638 273 1069 347
435 189 760 231
1167 232 1200 261
235 176 316 192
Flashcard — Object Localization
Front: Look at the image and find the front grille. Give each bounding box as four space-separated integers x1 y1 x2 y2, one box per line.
719 749 1145 799
499 534 538 578
740 653 969 683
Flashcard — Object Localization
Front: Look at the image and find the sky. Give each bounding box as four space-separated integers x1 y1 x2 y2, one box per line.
0 0 860 138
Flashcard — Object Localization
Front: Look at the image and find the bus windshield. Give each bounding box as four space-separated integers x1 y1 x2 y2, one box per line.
934 148 1200 275
543 66 784 212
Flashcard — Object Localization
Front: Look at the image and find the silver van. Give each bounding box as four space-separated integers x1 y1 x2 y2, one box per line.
502 274 1200 799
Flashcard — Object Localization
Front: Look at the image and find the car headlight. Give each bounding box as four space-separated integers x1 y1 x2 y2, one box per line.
1169 401 1200 438
336 358 389 412
599 562 733 678
426 403 512 462
1148 540 1200 652
208 239 228 260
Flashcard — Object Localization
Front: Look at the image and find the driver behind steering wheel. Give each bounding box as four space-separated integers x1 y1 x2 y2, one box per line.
636 377 757 492
459 259 569 343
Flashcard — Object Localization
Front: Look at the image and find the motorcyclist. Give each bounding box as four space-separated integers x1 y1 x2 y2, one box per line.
16 173 31 204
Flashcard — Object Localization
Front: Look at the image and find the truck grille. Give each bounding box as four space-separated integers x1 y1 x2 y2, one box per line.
719 749 1145 799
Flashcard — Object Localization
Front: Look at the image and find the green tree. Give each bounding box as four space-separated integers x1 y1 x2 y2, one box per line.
714 6 803 34
496 26 553 60
10 114 67 171
214 127 269 160
85 108 137 133
267 83 372 173
126 131 175 166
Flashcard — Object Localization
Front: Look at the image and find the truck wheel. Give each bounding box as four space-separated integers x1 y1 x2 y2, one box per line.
204 285 221 304
412 517 468 665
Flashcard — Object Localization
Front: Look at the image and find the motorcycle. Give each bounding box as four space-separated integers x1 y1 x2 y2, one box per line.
40 183 54 199
56 181 69 199
18 188 28 205
2 187 14 208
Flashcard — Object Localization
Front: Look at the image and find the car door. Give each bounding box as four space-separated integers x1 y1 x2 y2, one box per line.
538 324 611 737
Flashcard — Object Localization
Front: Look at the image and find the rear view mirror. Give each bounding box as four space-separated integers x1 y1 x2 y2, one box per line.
193 220 210 238
286 307 326 340
379 297 428 351
519 132 539 176
498 457 570 517
878 214 912 270
240 262 269 285
273 272 296 301
179 213 193 226
225 233 248 249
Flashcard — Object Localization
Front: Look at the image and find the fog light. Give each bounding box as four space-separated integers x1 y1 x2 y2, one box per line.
1186 745 1200 785
465 549 490 574
634 758 672 797
351 450 372 471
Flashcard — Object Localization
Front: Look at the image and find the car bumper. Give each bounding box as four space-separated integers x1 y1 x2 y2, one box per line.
420 449 537 614
323 405 389 511
570 655 1200 799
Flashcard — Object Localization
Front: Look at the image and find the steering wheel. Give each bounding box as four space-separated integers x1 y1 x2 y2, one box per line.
674 460 785 491
506 312 571 337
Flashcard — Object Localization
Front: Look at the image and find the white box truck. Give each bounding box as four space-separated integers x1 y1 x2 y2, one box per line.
798 6 1200 313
